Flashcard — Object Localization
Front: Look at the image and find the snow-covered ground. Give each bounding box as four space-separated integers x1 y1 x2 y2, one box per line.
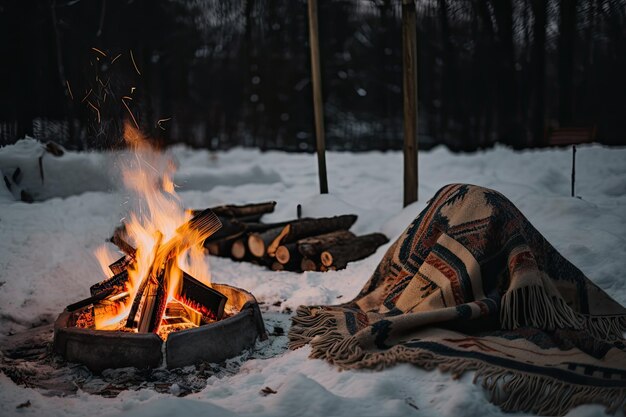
1 138 625 417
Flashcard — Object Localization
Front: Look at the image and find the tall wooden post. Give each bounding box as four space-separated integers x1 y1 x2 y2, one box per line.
307 0 329 194
402 0 418 206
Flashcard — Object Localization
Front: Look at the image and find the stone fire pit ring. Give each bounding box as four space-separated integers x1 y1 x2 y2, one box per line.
53 283 267 372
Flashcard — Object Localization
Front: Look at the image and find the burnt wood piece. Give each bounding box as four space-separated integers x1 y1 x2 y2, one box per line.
248 226 287 258
90 269 129 297
136 263 169 334
266 215 358 257
109 256 133 275
66 288 115 312
300 258 319 272
178 272 227 321
275 243 303 271
124 272 150 329
110 226 137 258
320 233 389 269
297 230 357 258
125 233 163 329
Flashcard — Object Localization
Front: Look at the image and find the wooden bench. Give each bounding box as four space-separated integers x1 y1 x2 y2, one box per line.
545 127 596 197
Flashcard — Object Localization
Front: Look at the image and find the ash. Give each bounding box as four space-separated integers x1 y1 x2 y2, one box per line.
0 311 289 398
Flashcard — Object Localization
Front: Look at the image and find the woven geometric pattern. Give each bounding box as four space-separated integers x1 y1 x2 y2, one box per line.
289 184 626 415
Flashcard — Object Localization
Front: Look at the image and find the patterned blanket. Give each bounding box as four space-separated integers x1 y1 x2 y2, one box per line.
289 184 626 415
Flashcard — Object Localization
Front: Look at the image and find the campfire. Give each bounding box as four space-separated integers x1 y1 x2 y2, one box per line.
53 123 266 371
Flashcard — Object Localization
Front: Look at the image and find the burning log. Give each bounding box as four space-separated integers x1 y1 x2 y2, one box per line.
297 230 356 258
178 272 226 321
66 287 116 312
265 215 357 257
108 256 133 275
126 208 222 333
320 233 389 269
136 259 171 333
90 269 129 297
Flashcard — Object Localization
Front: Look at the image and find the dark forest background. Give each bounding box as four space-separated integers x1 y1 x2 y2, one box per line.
0 0 625 151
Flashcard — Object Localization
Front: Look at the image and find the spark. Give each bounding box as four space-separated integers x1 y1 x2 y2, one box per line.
111 53 122 64
130 50 141 75
66 80 74 100
122 99 139 129
92 47 107 57
87 101 101 124
122 96 133 101
157 118 172 130
131 87 136 94
81 89 93 103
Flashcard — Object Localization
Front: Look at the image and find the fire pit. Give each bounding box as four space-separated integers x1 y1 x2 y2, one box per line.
53 282 266 372
51 123 267 372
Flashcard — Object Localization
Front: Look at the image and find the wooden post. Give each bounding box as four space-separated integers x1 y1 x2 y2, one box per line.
402 0 418 206
307 0 329 194
571 145 576 197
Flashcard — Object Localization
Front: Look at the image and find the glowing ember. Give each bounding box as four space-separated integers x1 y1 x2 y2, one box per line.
91 121 222 338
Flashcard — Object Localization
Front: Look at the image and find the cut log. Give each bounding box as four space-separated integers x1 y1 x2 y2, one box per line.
270 261 285 271
240 220 293 233
300 258 319 272
248 226 286 258
231 239 247 260
320 233 389 269
205 238 235 257
276 243 303 271
266 214 357 256
297 230 356 258
203 216 246 243
201 201 277 219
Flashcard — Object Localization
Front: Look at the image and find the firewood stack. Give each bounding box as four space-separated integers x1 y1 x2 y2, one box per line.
199 201 389 272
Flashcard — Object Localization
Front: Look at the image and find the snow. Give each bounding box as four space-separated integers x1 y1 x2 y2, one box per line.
1 139 625 417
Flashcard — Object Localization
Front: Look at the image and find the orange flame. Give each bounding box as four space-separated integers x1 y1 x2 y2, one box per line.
92 121 213 334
